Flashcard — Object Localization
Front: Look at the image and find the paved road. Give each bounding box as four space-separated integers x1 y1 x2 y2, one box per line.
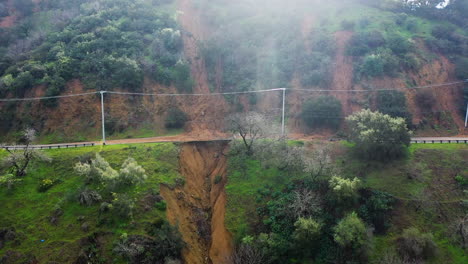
1 135 467 150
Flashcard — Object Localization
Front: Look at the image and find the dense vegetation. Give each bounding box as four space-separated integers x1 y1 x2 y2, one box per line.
0 0 193 100
301 95 342 129
225 139 468 264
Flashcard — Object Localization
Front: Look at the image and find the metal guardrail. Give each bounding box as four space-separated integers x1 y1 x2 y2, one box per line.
0 143 95 150
410 139 468 144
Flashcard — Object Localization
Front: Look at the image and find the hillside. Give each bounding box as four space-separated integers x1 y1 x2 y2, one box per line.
0 141 467 263
0 0 467 143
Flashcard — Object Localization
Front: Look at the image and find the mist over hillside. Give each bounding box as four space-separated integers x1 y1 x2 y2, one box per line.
0 1 467 264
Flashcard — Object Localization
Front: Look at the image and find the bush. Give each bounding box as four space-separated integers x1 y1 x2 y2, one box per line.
333 212 368 249
455 57 468 80
165 108 188 129
301 96 342 129
346 109 411 161
74 154 147 190
0 174 22 190
111 193 135 219
328 176 361 203
386 34 413 55
397 227 437 260
375 90 412 126
293 217 322 245
347 31 386 56
358 189 395 234
78 188 102 206
38 178 56 192
415 90 435 111
114 221 184 263
172 61 193 93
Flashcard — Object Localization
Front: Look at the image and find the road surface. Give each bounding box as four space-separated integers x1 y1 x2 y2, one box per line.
1 135 467 150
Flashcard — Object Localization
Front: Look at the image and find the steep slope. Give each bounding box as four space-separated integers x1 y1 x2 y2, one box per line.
160 141 233 264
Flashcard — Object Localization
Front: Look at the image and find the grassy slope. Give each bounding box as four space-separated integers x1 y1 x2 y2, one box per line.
225 143 468 263
0 143 181 262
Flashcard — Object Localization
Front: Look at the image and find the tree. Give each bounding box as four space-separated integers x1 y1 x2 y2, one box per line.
301 96 342 129
226 112 279 155
293 217 322 244
329 176 361 203
2 129 51 177
333 212 368 249
346 109 411 161
165 107 188 129
376 90 412 125
397 227 437 260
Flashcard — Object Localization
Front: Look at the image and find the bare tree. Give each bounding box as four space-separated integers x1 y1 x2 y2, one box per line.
289 188 323 218
2 128 51 177
226 112 280 155
303 144 333 180
226 244 268 264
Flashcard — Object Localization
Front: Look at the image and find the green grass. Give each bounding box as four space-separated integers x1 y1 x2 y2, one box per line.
225 156 299 241
0 143 181 262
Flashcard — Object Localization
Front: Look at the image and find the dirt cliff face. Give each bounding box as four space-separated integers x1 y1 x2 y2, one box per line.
160 141 233 264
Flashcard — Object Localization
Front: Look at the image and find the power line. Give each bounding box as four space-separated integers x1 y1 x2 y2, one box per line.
0 91 98 102
1 79 466 102
288 79 468 93
105 88 285 97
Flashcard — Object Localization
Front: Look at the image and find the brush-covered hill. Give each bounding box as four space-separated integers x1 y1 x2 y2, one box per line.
0 0 467 142
0 141 467 263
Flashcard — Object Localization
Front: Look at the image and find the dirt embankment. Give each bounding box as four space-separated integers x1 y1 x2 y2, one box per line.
0 0 17 28
160 141 233 264
176 0 230 136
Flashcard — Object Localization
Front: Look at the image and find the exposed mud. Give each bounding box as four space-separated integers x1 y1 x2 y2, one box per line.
0 0 17 28
160 141 233 264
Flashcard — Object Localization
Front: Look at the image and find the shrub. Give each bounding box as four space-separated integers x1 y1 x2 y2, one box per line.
0 174 22 190
74 154 147 190
165 108 188 129
375 90 412 126
455 57 468 80
358 189 395 234
172 61 193 93
455 174 468 187
415 90 435 111
38 178 55 192
78 188 102 206
301 96 342 129
111 193 135 219
431 24 456 40
347 31 386 56
397 227 437 260
329 176 361 203
386 34 413 55
333 212 368 249
346 109 411 161
293 217 322 244
114 221 184 263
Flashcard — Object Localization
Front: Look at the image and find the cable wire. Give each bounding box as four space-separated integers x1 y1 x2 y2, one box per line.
288 79 468 92
0 91 99 102
0 79 466 101
105 88 285 97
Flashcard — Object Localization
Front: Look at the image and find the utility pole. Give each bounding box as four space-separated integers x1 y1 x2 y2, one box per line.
281 88 286 136
465 102 468 128
100 91 106 145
